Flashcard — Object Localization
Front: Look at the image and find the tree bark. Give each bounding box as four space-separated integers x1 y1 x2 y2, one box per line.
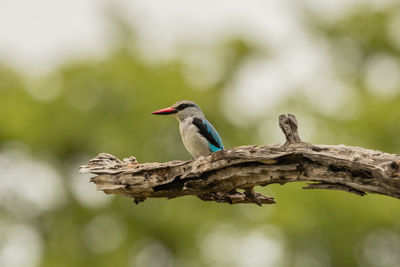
80 114 400 205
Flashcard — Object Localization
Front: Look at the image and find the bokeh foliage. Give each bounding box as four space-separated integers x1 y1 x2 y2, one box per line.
1 3 400 267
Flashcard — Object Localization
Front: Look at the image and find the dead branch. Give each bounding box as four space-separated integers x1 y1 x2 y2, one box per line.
80 114 400 205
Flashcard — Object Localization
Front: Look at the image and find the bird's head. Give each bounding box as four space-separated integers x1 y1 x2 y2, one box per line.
152 100 203 121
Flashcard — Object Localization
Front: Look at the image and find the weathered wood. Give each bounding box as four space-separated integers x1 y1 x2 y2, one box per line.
80 114 400 205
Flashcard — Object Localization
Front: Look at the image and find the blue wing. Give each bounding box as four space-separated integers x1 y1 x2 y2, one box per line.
192 117 224 152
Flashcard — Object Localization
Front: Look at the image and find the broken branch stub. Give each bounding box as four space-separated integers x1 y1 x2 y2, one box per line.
279 113 301 145
80 114 400 206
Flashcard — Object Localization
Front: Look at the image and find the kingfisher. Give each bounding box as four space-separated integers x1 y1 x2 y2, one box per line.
152 100 224 158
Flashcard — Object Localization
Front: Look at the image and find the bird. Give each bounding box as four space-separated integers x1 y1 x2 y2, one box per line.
152 100 262 205
152 100 224 158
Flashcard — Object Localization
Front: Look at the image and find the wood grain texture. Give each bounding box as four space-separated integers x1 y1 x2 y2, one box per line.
80 114 400 205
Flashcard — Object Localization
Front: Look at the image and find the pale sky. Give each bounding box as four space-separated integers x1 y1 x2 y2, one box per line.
0 0 394 70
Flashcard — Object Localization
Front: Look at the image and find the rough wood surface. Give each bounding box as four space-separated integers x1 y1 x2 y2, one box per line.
80 114 400 205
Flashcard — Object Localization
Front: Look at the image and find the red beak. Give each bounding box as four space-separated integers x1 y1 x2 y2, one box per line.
151 107 177 115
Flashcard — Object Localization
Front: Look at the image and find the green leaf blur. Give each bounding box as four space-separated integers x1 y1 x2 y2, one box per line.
1 3 400 267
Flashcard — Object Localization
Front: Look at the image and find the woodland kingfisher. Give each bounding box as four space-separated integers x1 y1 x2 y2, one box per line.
152 100 224 158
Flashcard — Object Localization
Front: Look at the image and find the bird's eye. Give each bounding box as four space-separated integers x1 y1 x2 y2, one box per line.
179 104 187 110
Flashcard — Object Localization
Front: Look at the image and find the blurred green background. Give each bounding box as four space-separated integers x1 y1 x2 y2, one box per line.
1 1 400 267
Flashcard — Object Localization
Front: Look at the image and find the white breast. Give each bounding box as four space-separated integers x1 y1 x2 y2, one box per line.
179 118 211 158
